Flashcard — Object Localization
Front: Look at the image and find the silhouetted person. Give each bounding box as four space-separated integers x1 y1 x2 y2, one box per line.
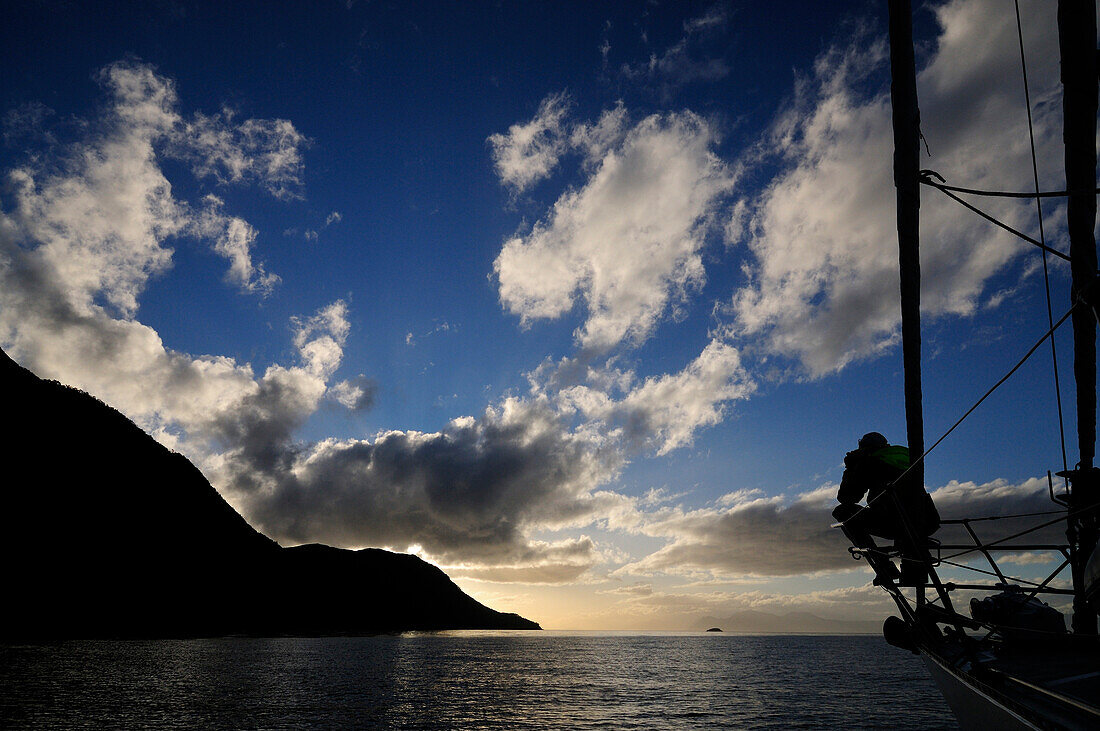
833 432 940 585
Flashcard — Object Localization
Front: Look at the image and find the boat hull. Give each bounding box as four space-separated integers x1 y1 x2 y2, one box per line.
921 651 1039 730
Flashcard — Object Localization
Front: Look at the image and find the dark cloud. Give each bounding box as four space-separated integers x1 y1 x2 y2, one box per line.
221 398 621 569
207 375 313 481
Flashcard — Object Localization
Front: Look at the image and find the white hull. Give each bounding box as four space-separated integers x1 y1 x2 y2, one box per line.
921 651 1039 730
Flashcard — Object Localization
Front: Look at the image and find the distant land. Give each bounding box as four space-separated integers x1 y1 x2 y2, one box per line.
695 610 880 635
1 347 539 638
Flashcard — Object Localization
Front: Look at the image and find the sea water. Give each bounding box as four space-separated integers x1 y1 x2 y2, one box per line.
1 632 956 729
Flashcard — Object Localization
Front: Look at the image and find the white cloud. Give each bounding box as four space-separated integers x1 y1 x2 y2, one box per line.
682 6 727 35
4 73 182 317
557 340 754 455
193 324 766 573
610 340 752 454
198 304 352 470
177 110 309 200
483 95 755 548
99 61 309 203
404 320 456 348
487 92 572 193
330 374 378 412
998 552 1055 566
0 59 336 525
0 265 345 496
192 196 280 294
1 60 301 313
569 102 629 164
727 0 1063 377
292 300 350 379
100 61 180 133
494 108 735 352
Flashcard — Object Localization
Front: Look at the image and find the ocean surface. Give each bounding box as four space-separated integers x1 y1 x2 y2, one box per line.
1 632 957 729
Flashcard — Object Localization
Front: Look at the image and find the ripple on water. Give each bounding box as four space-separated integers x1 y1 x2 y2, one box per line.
0 633 957 729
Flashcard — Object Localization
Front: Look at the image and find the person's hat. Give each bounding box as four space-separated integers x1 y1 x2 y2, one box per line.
858 432 888 451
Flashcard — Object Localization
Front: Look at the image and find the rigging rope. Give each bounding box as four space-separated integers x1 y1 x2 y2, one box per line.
933 556 1062 590
940 509 1066 522
840 300 1080 526
916 179 1100 199
1015 0 1069 475
839 7 1100 598
938 501 1100 563
920 173 1071 262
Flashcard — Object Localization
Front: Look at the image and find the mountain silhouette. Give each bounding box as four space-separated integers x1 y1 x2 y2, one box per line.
1 347 539 637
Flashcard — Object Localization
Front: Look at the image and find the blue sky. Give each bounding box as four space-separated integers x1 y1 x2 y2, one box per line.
1 0 1087 628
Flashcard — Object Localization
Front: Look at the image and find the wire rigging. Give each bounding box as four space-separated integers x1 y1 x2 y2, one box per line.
840 300 1079 526
940 510 1066 522
920 173 1071 262
845 6 1100 629
917 180 1100 199
847 13 1100 523
935 557 1059 591
1015 0 1069 475
937 501 1100 564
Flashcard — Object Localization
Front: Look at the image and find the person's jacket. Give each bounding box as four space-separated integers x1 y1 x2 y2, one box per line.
838 445 940 536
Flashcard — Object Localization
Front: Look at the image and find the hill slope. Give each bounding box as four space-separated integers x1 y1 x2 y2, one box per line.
1 347 539 637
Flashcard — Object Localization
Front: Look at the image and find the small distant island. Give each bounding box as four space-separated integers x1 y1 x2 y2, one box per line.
696 611 879 635
2 347 540 638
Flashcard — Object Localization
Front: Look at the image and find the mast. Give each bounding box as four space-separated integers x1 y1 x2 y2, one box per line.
887 0 925 487
1058 0 1099 634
